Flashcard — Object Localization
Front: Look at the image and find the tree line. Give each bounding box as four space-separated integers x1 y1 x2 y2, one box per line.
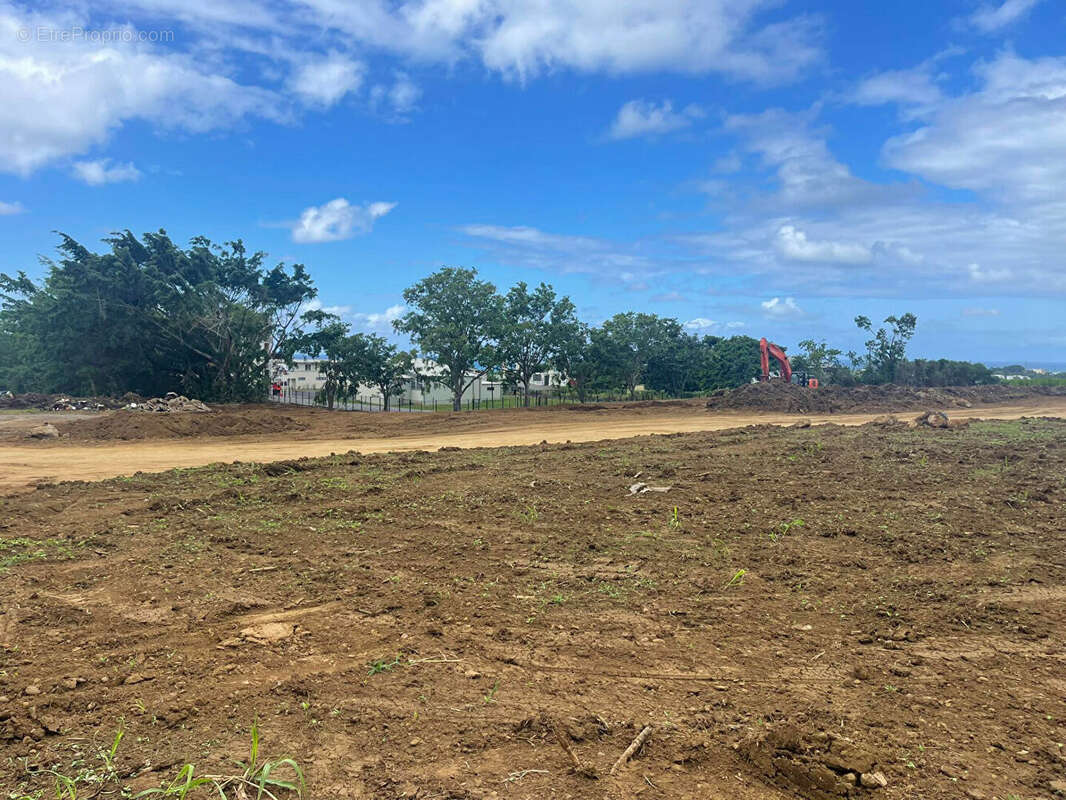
0 232 999 406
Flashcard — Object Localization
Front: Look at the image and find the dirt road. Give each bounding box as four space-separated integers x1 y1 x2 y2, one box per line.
3 399 1064 490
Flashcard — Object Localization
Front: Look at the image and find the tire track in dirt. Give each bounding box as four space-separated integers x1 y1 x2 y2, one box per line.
2 400 1064 491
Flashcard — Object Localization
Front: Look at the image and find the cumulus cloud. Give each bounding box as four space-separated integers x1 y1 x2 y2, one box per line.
684 318 745 331
774 225 872 264
607 99 703 140
351 304 407 334
883 53 1066 205
0 200 25 215
0 4 283 175
290 198 397 243
968 0 1043 32
72 159 142 185
760 297 804 318
287 52 365 108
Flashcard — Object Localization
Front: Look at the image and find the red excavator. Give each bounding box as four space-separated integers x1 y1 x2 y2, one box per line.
759 338 818 387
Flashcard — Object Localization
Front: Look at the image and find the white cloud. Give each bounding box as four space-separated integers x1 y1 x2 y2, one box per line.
459 223 664 282
370 72 422 118
760 297 804 318
969 0 1043 32
290 198 397 243
883 53 1066 205
851 62 944 114
684 318 745 332
962 307 1001 317
71 159 142 185
774 225 872 264
0 4 284 175
967 262 1013 283
352 304 407 334
287 52 365 108
607 99 703 140
0 200 25 215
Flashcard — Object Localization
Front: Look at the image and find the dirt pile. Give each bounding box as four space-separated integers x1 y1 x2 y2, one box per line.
55 408 310 440
124 393 211 413
706 382 1066 414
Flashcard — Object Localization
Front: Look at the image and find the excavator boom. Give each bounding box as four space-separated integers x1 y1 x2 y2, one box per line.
759 337 793 383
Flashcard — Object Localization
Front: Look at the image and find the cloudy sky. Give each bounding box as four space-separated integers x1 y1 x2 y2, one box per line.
1 0 1064 363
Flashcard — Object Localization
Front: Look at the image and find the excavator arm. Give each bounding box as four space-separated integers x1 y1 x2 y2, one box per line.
759 338 793 383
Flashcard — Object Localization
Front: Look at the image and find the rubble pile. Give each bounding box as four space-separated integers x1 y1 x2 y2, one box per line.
50 397 109 411
124 392 211 413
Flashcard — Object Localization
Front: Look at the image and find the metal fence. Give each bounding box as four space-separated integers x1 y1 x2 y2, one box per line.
268 386 691 413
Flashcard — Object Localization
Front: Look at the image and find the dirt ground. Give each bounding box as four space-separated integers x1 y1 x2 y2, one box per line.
2 417 1066 799
3 398 1066 491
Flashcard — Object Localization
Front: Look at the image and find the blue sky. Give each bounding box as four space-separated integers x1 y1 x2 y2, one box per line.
1 0 1064 364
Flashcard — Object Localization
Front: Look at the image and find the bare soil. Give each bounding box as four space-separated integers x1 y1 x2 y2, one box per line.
2 418 1065 799
2 400 1066 491
705 382 1066 414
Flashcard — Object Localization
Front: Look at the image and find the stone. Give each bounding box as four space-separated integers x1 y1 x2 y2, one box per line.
860 771 888 788
26 424 60 439
23 685 41 696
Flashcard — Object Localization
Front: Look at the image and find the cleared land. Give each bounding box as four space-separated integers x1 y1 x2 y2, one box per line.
2 416 1066 799
3 396 1066 490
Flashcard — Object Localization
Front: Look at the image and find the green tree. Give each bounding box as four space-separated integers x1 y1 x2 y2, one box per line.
593 313 682 399
498 281 579 406
698 335 762 390
0 231 318 401
288 314 362 410
855 313 918 384
353 333 415 411
644 332 704 395
796 338 843 382
554 323 599 403
394 267 504 411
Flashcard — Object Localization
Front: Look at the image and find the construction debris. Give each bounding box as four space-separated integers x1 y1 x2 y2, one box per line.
628 482 672 495
124 393 211 413
50 397 108 411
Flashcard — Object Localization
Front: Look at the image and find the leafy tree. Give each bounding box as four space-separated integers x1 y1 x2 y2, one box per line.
0 231 318 400
644 332 704 395
699 335 762 390
353 333 415 411
593 313 681 399
287 314 361 410
854 313 918 384
554 323 599 403
394 267 504 411
797 338 843 382
497 281 579 406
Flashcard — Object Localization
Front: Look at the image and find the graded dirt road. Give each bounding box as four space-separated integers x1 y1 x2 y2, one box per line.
2 399 1065 490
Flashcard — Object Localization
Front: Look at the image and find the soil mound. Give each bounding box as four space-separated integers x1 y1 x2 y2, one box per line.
706 383 1066 414
56 408 310 440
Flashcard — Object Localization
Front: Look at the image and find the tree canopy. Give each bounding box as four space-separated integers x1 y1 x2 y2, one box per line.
0 231 317 401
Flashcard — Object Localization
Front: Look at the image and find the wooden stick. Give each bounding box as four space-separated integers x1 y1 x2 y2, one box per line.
553 722 584 771
552 720 597 779
609 725 653 776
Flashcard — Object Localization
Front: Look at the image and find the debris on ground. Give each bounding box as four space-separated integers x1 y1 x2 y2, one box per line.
913 410 949 428
628 482 672 495
124 392 211 413
0 392 127 411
